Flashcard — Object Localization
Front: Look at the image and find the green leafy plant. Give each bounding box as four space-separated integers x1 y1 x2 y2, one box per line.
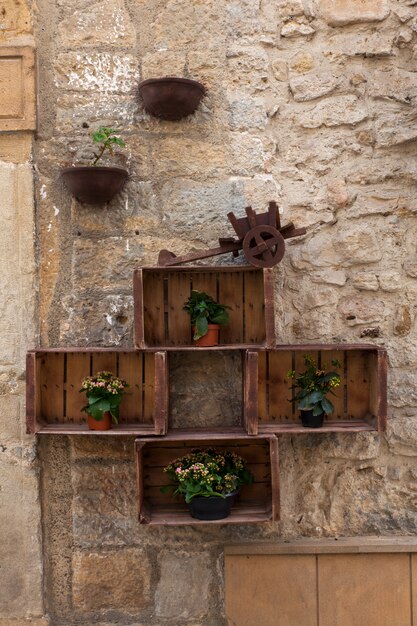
80 371 129 423
183 290 230 340
287 354 342 416
91 127 126 166
161 448 254 503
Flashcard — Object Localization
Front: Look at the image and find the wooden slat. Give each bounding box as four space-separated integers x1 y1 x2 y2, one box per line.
146 505 271 525
38 423 157 435
167 272 192 345
142 352 155 423
373 349 387 431
268 350 292 423
190 271 217 299
322 349 345 420
133 269 145 348
66 352 90 423
269 435 280 521
25 352 38 434
117 352 141 424
244 270 266 344
244 351 259 435
258 421 375 434
91 352 117 374
143 270 165 346
346 350 370 418
263 269 275 347
257 351 268 425
225 537 417 555
218 271 244 344
319 554 412 626
225 555 317 626
40 352 65 423
154 351 168 435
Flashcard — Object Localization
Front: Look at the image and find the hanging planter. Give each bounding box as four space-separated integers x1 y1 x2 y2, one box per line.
61 127 128 204
138 77 206 120
61 166 128 204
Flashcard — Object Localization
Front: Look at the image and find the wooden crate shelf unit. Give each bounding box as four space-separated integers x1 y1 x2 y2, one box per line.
26 349 168 435
244 345 387 435
135 432 279 525
133 266 275 349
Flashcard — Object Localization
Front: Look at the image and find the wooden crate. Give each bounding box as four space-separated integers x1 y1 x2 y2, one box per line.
244 345 387 435
135 432 279 525
26 349 168 435
133 266 275 349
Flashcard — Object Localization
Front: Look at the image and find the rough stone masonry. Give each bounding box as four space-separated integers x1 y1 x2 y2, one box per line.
1 0 417 624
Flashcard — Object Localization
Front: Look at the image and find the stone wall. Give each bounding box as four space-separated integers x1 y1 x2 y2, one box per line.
2 0 417 623
0 1 44 624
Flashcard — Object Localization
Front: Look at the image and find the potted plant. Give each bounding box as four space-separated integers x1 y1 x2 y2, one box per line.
287 354 342 428
61 127 128 203
161 448 254 520
183 290 230 347
138 77 206 120
79 370 129 431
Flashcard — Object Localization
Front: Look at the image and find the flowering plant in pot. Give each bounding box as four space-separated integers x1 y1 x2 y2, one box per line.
161 448 254 520
183 290 230 346
79 371 129 431
287 354 341 428
61 127 128 204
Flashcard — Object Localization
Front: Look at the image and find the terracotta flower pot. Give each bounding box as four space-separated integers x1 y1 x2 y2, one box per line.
300 410 324 429
194 324 220 347
138 77 206 120
87 412 112 431
61 166 128 204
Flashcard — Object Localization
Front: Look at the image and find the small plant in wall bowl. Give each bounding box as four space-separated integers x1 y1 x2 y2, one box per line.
79 370 129 431
61 127 128 204
288 354 342 428
183 290 230 347
161 448 254 520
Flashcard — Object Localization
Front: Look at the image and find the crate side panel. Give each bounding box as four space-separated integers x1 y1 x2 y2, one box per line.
257 351 268 423
40 353 65 424
244 271 266 345
190 271 217 299
218 271 244 344
66 352 91 423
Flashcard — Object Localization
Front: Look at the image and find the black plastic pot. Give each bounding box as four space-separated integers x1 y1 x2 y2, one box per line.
300 410 324 429
188 491 238 521
138 77 206 120
61 166 128 204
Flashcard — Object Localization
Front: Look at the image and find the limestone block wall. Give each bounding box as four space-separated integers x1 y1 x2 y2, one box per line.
0 2 44 625
2 0 416 624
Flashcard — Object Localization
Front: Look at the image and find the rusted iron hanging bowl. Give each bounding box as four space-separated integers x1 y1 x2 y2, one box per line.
61 166 128 204
138 77 206 120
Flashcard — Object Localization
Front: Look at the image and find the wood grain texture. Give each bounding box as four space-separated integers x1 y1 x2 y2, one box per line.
225 555 317 626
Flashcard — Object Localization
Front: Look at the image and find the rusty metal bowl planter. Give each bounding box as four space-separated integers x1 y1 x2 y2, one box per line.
138 77 206 120
61 166 128 204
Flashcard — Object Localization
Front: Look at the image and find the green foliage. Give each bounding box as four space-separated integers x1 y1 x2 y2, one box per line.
183 290 230 340
91 126 126 166
287 354 342 416
162 448 254 504
79 371 129 423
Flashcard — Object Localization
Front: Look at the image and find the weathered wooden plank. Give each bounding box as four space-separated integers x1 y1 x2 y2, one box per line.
263 269 276 347
346 350 370 418
66 352 90 423
117 352 141 424
41 352 65 423
225 537 417 555
244 350 258 435
225 555 317 626
143 270 165 346
25 352 38 434
167 272 192 345
319 554 411 626
143 352 155 423
218 271 244 344
269 435 280 522
268 350 292 423
244 270 266 345
133 269 145 348
154 351 168 435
